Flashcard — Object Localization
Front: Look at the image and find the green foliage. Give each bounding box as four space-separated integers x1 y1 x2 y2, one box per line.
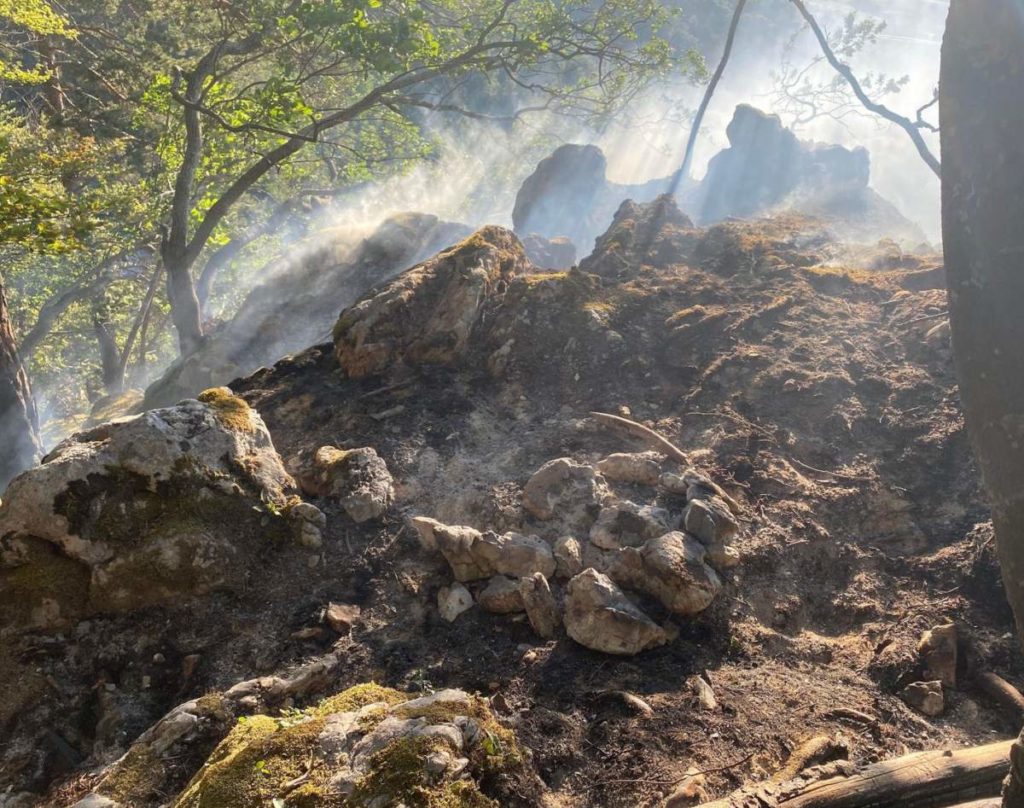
2 0 688 437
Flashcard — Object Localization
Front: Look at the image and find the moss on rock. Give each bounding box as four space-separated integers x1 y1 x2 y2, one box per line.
198 387 256 433
169 685 525 808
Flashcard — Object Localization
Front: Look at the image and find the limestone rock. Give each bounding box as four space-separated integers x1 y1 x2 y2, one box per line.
431 522 490 581
478 576 525 614
900 680 944 717
563 569 669 655
292 445 394 522
477 531 557 580
704 542 741 571
438 583 474 622
596 452 664 486
0 391 297 629
519 572 560 640
522 457 610 525
918 623 958 688
333 226 529 378
684 496 739 545
612 532 722 617
590 500 673 550
325 603 361 635
553 536 584 579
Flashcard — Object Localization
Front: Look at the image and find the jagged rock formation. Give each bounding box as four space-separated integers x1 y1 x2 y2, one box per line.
333 226 530 379
689 105 925 244
144 213 471 410
511 105 926 256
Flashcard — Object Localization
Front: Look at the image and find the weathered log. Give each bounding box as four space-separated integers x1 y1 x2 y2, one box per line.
700 740 1013 808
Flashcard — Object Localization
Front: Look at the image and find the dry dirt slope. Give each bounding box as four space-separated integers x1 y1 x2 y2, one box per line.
229 198 1017 804
7 195 1021 807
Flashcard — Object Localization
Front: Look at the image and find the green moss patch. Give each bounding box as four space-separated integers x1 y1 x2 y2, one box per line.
198 388 255 433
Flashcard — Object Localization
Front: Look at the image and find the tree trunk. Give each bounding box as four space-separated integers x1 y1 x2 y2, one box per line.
940 2 1024 804
670 0 748 192
163 256 204 357
92 312 124 396
0 277 42 492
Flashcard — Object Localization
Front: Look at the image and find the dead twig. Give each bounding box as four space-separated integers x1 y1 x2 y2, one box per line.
790 458 875 483
895 310 948 328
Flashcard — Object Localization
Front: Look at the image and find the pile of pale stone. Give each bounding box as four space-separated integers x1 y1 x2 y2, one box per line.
413 452 741 655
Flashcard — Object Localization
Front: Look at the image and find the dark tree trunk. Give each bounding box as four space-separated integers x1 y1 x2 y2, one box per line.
163 256 204 357
940 2 1024 804
93 312 124 396
0 277 42 492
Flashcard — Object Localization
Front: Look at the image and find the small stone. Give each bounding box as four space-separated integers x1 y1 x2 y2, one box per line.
918 623 957 688
596 452 663 486
553 536 584 579
519 572 560 639
692 677 717 711
704 542 741 571
297 521 323 549
611 532 721 617
291 626 327 641
152 653 165 664
900 680 944 716
292 446 394 522
290 501 327 528
438 583 473 622
684 496 739 545
663 769 708 807
478 576 525 614
425 750 453 776
325 602 362 635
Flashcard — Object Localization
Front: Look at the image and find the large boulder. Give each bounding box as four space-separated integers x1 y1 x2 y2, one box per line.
144 213 471 409
333 226 530 378
0 388 299 628
563 569 669 655
75 683 531 808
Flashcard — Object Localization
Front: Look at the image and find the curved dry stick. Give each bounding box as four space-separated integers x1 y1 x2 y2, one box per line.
590 411 689 465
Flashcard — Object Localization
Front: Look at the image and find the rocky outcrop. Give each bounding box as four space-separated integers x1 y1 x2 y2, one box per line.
333 226 530 378
0 388 302 628
144 213 471 409
73 683 528 808
579 195 700 279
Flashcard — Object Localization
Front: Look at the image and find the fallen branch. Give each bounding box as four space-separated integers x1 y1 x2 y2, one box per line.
700 740 1013 808
590 412 688 465
978 671 1024 718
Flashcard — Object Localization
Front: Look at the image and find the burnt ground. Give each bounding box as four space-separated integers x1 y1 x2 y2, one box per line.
12 207 1024 807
